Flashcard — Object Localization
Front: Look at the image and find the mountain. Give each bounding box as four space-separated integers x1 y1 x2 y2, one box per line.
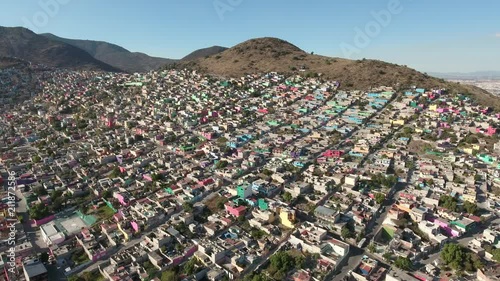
181 46 228 61
0 26 119 72
429 71 500 80
0 56 28 69
168 37 499 109
41 33 175 73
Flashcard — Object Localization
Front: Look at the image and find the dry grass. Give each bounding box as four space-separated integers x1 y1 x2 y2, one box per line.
205 195 228 213
171 37 499 110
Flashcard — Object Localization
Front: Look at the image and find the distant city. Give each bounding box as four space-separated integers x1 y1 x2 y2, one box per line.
450 79 500 96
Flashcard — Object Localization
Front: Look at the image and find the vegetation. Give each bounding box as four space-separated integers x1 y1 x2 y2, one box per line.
484 245 500 262
341 225 354 239
68 271 105 281
371 173 398 188
282 191 293 203
463 201 478 215
183 257 201 275
29 203 50 220
161 269 180 281
183 202 194 212
250 228 267 240
367 243 376 253
439 195 458 212
267 251 304 280
394 256 412 271
71 248 90 265
374 193 385 204
440 243 483 272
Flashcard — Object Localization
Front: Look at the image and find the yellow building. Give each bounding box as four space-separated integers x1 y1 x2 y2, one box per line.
353 143 370 154
390 119 406 126
278 208 296 228
117 222 130 242
463 147 474 155
463 188 477 203
429 104 437 111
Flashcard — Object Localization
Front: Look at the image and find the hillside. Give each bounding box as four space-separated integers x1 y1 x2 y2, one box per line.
0 27 119 72
170 37 499 109
0 56 28 69
41 33 175 73
181 46 228 61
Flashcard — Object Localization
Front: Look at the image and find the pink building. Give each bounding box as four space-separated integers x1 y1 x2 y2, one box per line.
322 150 344 158
198 178 214 186
225 203 246 217
201 131 216 140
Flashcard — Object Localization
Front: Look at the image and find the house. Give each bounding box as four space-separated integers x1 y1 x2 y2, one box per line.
409 207 428 223
23 259 48 281
451 217 476 233
278 207 296 228
40 223 65 246
225 202 246 217
236 184 253 199
314 206 339 228
477 264 500 281
483 228 500 245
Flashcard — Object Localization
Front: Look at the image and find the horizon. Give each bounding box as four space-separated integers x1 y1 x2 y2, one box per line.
1 0 499 73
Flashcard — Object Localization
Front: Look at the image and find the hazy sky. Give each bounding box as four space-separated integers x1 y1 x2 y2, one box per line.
1 0 499 73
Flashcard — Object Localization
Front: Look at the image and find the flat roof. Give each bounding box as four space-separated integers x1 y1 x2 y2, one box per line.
24 261 47 277
58 216 87 235
41 223 59 236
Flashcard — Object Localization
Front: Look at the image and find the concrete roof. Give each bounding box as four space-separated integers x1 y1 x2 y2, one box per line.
23 261 47 277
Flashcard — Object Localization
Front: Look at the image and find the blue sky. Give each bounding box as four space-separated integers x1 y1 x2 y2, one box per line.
1 0 499 73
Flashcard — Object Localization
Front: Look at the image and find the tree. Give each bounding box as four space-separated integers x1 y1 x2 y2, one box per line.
161 270 179 281
341 226 353 239
183 257 198 275
35 186 48 196
40 252 49 263
29 203 50 220
374 193 385 205
183 202 194 212
368 243 376 253
32 155 41 163
439 195 458 212
50 190 63 201
102 189 113 199
283 192 293 203
52 197 64 211
215 160 228 169
394 256 412 271
269 251 301 274
382 252 392 262
237 215 246 222
491 248 500 262
441 243 465 271
216 200 225 210
151 173 164 182
463 201 478 215
250 228 266 240
110 167 121 178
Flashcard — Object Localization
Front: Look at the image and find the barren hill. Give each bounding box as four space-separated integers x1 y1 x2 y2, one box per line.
181 46 228 61
41 33 174 73
0 27 120 72
170 37 498 109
